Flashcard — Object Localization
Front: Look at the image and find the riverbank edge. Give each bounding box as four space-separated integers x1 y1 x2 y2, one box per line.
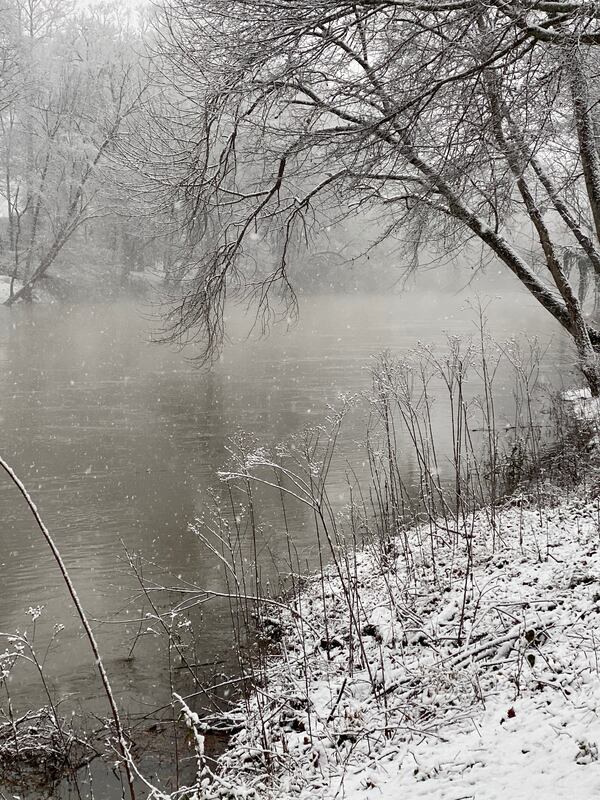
185 406 600 799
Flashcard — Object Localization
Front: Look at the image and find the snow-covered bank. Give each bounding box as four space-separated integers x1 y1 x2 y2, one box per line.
563 386 600 425
0 275 22 305
195 489 600 799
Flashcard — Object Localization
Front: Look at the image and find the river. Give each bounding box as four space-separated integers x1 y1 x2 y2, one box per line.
0 283 576 796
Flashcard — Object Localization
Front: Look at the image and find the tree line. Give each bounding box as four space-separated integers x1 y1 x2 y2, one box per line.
0 1 159 303
4 1 600 392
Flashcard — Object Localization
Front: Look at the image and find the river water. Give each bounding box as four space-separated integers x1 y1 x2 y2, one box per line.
0 283 576 795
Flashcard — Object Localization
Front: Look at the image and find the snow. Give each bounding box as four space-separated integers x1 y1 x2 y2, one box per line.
562 387 600 422
194 490 600 799
0 275 20 304
562 388 592 401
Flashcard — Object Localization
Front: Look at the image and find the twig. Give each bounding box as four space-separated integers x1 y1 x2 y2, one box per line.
0 455 137 800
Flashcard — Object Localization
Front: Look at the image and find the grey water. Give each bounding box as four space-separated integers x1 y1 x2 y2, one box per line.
0 283 575 795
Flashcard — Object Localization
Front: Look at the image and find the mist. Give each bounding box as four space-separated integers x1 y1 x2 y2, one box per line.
1 2 599 798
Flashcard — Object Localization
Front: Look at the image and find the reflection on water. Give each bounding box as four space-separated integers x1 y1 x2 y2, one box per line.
0 288 574 741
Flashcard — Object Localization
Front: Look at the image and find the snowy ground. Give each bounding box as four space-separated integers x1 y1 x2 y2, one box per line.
0 275 20 304
189 487 600 799
563 387 600 425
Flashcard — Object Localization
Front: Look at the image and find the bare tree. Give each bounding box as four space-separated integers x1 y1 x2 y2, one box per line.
0 0 147 303
147 0 600 391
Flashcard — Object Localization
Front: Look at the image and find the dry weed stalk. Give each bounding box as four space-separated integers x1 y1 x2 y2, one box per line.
0 456 137 800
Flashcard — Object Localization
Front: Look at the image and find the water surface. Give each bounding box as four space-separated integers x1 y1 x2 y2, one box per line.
0 284 576 793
